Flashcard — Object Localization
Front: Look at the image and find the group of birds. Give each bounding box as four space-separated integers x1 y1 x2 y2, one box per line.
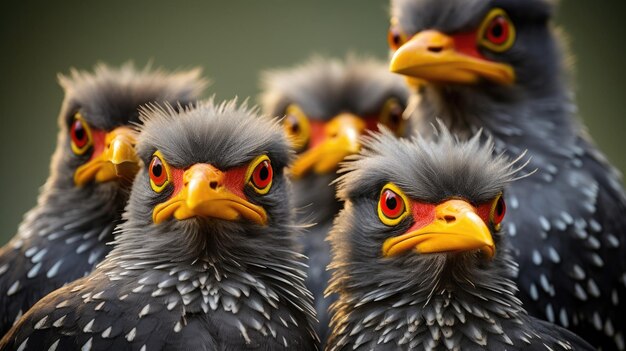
0 0 624 350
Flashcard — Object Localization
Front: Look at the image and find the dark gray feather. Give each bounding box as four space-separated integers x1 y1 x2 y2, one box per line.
326 126 593 350
0 99 318 350
260 56 410 343
0 63 207 336
391 0 626 348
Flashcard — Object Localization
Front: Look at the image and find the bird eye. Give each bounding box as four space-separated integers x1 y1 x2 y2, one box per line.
247 155 273 195
378 183 410 226
387 24 408 51
486 17 509 44
490 193 506 230
149 151 171 193
478 8 516 52
379 98 407 135
69 113 93 155
282 104 311 152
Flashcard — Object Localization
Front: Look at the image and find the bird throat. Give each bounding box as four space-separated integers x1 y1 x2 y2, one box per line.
330 254 525 350
414 83 575 148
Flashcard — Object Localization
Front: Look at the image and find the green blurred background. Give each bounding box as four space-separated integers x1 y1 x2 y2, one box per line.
0 1 625 244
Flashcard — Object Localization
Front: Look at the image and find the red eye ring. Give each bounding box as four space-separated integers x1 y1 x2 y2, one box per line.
478 8 516 53
71 119 88 148
485 16 510 45
380 189 404 219
149 152 170 192
252 160 272 189
247 155 273 194
378 183 409 226
69 113 93 155
491 194 506 225
149 157 167 186
387 25 408 51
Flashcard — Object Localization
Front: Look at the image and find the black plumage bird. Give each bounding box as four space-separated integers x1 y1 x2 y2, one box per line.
0 64 206 336
0 100 318 350
261 56 409 340
388 0 626 349
327 127 593 350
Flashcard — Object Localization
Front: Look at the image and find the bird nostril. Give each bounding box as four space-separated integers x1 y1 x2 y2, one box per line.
428 46 444 53
443 215 456 223
209 181 219 189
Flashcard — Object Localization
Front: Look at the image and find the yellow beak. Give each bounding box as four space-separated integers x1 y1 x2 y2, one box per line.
382 199 495 258
290 113 365 179
389 30 515 86
152 163 268 225
74 126 139 186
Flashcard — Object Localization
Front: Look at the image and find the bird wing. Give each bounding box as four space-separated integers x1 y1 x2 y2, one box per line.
507 134 626 349
527 317 595 351
0 222 112 336
0 274 218 351
0 265 320 351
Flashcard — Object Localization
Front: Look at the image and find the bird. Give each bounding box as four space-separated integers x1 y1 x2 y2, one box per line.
0 63 207 336
0 99 319 350
260 55 410 340
326 126 594 350
387 0 626 349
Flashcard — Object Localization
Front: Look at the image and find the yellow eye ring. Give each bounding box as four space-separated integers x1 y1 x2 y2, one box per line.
477 8 516 53
246 155 273 195
282 104 311 152
490 192 506 231
70 112 94 155
378 183 410 226
149 151 172 193
379 98 407 136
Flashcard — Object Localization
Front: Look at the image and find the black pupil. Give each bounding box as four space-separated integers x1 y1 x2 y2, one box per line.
289 116 300 134
74 122 85 141
390 107 402 126
386 193 398 210
496 199 504 215
152 161 162 177
259 164 269 180
392 33 400 45
491 20 503 38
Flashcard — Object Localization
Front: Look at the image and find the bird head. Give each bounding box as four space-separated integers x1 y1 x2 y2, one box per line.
55 63 207 191
330 126 520 295
126 99 294 257
388 0 561 95
261 56 410 181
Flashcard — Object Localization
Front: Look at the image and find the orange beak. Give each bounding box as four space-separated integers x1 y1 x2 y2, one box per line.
74 126 139 186
289 113 365 179
382 199 495 258
152 164 267 225
390 30 515 87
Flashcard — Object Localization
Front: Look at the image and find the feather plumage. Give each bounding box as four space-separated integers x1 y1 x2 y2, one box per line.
260 56 410 342
389 0 626 348
0 63 207 336
0 99 318 350
327 126 593 350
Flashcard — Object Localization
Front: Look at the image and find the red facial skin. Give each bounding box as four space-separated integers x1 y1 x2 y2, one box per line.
387 198 504 233
71 121 107 161
166 165 249 201
390 19 511 62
